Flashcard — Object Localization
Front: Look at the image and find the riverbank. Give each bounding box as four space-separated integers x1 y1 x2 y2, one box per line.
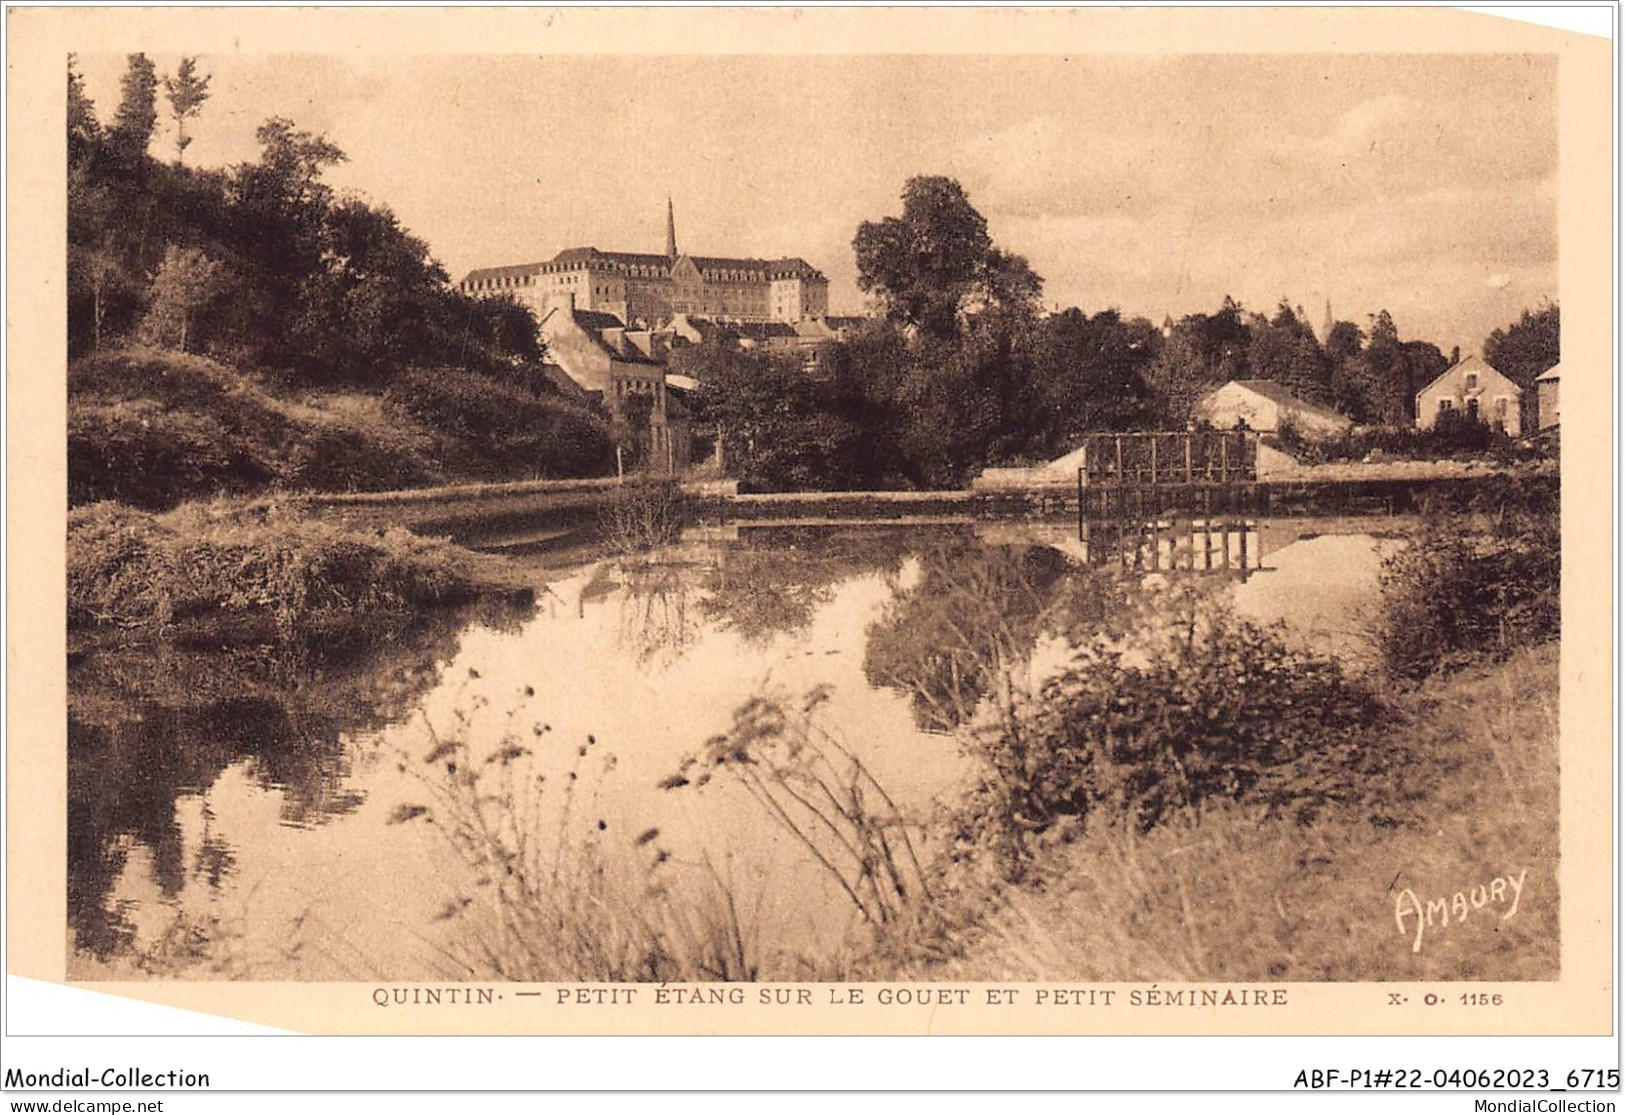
67 500 535 653
922 641 1558 982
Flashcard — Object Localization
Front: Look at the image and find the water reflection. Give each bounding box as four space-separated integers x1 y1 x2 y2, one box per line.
67 603 525 974
67 518 1397 979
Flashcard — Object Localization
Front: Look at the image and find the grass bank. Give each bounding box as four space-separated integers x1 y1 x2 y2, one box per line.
68 500 535 651
69 347 615 511
928 642 1557 982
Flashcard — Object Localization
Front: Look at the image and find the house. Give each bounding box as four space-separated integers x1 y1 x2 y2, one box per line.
1535 363 1560 430
1191 380 1352 439
537 306 690 473
1415 355 1523 437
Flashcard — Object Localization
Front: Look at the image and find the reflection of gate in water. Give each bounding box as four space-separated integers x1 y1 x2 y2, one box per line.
1077 430 1268 576
1081 516 1262 575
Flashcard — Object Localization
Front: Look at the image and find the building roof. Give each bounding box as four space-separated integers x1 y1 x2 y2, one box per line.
1416 354 1521 398
1225 379 1349 426
552 247 673 270
732 321 800 341
571 310 662 365
572 310 627 332
1535 362 1561 382
460 262 547 285
541 247 827 282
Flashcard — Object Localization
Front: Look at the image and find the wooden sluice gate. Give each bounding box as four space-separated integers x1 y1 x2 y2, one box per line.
1077 430 1267 574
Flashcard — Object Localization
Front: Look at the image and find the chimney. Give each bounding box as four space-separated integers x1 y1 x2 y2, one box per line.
665 197 678 260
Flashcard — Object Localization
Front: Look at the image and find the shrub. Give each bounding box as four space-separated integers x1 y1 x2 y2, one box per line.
68 349 455 507
67 502 531 642
965 588 1385 874
600 478 685 554
1377 482 1559 680
1272 411 1533 466
388 367 614 479
69 399 274 510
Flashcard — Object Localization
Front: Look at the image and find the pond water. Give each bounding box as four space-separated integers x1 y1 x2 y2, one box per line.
67 516 1404 980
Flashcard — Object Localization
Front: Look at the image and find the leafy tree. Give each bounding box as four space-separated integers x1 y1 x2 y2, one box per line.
1142 298 1253 427
1484 303 1560 387
1142 327 1217 428
224 118 348 369
67 55 101 166
162 56 212 165
1353 310 1412 425
853 176 1041 339
71 244 127 354
139 245 225 352
1247 300 1332 406
107 53 159 165
1325 320 1363 364
1027 308 1156 453
684 342 863 491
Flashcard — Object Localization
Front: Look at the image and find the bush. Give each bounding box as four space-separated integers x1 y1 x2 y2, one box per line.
966 588 1385 874
388 367 614 479
69 399 274 510
1272 410 1534 466
1377 481 1559 680
68 349 455 508
600 478 685 553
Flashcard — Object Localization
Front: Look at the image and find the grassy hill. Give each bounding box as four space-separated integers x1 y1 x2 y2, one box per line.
69 347 614 511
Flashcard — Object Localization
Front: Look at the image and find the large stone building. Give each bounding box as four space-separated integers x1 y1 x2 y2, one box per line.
458 201 829 328
456 203 837 474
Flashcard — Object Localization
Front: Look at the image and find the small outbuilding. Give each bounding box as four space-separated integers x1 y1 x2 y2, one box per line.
1415 355 1523 437
1191 379 1352 439
1535 363 1560 430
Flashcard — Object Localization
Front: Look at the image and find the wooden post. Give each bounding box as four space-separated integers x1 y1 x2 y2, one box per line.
1185 436 1193 485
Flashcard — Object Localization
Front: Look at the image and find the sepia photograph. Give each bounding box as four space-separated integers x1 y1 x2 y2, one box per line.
5 4 1615 1066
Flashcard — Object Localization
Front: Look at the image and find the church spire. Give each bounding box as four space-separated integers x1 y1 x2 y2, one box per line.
665 197 678 260
1322 297 1334 344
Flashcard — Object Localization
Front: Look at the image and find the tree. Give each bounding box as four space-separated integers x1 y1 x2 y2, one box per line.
108 53 159 165
1247 299 1332 406
686 342 862 491
162 57 212 165
1324 320 1363 364
853 176 1042 339
226 118 348 369
139 245 224 353
1484 303 1560 387
67 55 100 166
1027 308 1156 452
71 245 125 353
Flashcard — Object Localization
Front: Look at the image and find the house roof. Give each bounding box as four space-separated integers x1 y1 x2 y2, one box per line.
1416 355 1521 398
572 310 626 332
1224 379 1349 426
1535 362 1561 382
733 321 800 341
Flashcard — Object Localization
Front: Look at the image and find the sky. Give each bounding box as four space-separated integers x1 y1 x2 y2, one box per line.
76 49 1557 356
